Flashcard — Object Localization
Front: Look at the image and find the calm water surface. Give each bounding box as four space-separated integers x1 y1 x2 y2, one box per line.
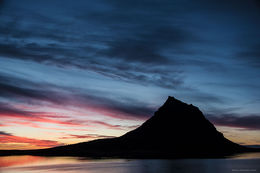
0 153 259 173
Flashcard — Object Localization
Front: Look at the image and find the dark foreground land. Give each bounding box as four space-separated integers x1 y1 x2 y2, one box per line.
1 96 259 158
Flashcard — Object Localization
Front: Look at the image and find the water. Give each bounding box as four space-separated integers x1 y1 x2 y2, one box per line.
0 153 259 173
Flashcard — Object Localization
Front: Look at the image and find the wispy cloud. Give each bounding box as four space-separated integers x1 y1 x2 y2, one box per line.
0 131 62 148
208 114 260 130
0 73 155 119
236 44 260 68
60 133 116 140
0 102 141 131
0 131 12 136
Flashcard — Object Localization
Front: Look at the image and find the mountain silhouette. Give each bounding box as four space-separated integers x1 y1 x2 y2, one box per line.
0 96 257 158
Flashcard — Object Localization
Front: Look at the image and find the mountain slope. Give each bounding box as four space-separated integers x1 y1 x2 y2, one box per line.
0 96 254 158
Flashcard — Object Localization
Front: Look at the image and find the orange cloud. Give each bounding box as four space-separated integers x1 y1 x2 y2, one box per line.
60 133 116 139
0 133 61 149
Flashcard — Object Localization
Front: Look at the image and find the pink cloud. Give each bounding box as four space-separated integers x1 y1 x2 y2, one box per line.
0 134 62 148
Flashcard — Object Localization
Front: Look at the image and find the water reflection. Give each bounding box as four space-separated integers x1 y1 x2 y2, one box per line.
0 156 46 167
0 153 259 173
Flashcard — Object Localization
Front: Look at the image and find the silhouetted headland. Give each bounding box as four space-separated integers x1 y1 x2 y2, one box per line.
1 96 259 158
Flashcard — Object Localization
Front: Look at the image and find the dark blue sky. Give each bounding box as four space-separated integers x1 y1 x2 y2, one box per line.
0 0 260 148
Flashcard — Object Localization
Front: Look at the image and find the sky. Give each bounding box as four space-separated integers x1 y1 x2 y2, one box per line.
0 0 260 149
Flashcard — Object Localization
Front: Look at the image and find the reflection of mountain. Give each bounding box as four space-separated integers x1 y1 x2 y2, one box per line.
1 96 258 158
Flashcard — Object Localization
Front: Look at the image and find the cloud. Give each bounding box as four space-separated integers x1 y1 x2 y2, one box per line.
0 131 12 136
208 114 260 130
0 100 142 131
0 82 65 106
99 26 194 64
0 133 61 148
75 93 155 119
0 103 84 126
0 41 184 89
0 0 193 89
0 73 155 119
60 133 116 140
0 43 79 66
88 120 139 130
236 44 260 67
